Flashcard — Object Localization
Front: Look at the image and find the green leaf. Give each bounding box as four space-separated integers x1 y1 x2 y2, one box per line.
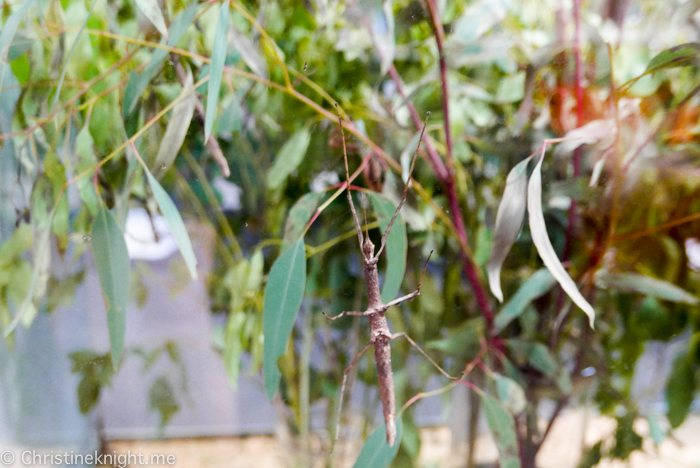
427 318 485 361
77 376 101 414
0 0 36 62
645 43 700 74
123 4 198 116
149 376 179 428
91 207 130 366
487 156 531 302
647 414 664 445
528 149 594 327
51 0 98 110
282 192 323 250
152 67 196 178
369 193 407 303
143 169 198 280
506 339 557 378
598 273 698 305
493 373 526 414
134 0 168 41
494 269 556 333
75 126 99 215
224 311 246 387
230 24 268 79
476 389 521 468
266 128 311 190
263 239 306 400
665 351 697 428
205 0 230 142
352 417 403 468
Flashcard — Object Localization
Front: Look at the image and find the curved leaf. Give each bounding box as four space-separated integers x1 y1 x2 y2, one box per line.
91 207 130 366
153 67 196 178
230 24 268 79
134 0 168 41
205 0 230 142
493 373 526 414
352 417 403 468
0 0 36 62
487 156 532 302
494 269 556 333
528 151 595 327
282 192 323 250
645 43 700 74
476 389 521 468
123 4 198 116
144 170 198 280
369 193 407 303
263 239 307 400
598 273 698 304
266 128 311 190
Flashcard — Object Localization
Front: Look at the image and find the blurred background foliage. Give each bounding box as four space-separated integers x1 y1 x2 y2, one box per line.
1 0 700 466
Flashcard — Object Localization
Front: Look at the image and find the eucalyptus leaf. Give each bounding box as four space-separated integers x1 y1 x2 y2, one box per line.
134 0 169 41
477 389 521 468
0 0 36 62
143 169 198 280
494 269 556 333
229 24 268 79
205 0 230 142
153 68 196 178
266 128 311 190
352 417 403 468
598 273 698 304
91 207 130 366
263 239 306 399
487 156 532 302
369 193 407 303
645 43 700 74
493 373 526 414
528 150 595 327
282 192 323 250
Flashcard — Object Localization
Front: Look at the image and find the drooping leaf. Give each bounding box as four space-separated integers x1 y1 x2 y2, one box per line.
266 128 311 190
528 150 595 327
123 4 199 116
282 192 323 250
91 207 130 366
75 126 100 215
0 0 36 63
647 414 665 446
369 193 407 303
229 24 268 79
506 339 556 377
263 239 307 400
645 43 700 74
665 348 697 428
152 67 196 178
149 376 180 427
205 0 230 142
370 0 395 76
134 0 169 41
427 318 485 361
476 389 521 468
493 373 526 414
224 310 246 387
494 269 556 333
487 156 532 302
598 273 698 305
143 169 198 280
352 417 403 468
51 0 98 110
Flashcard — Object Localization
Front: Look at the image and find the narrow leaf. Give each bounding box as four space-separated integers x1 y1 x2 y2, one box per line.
598 273 698 304
528 151 595 327
494 269 556 333
144 170 198 280
91 207 130 366
665 351 696 428
123 4 198 116
476 389 521 468
487 156 532 302
134 0 169 41
205 0 230 142
282 192 323 250
353 417 403 468
645 43 700 74
263 239 306 400
506 340 557 377
369 193 407 303
152 68 196 178
0 0 36 62
493 373 526 414
230 24 268 79
266 128 311 190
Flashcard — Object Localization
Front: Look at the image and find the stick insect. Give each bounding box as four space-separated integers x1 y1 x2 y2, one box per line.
326 104 457 447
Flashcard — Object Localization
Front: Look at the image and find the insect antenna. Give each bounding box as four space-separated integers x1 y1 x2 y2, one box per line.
374 112 430 259
335 103 365 249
